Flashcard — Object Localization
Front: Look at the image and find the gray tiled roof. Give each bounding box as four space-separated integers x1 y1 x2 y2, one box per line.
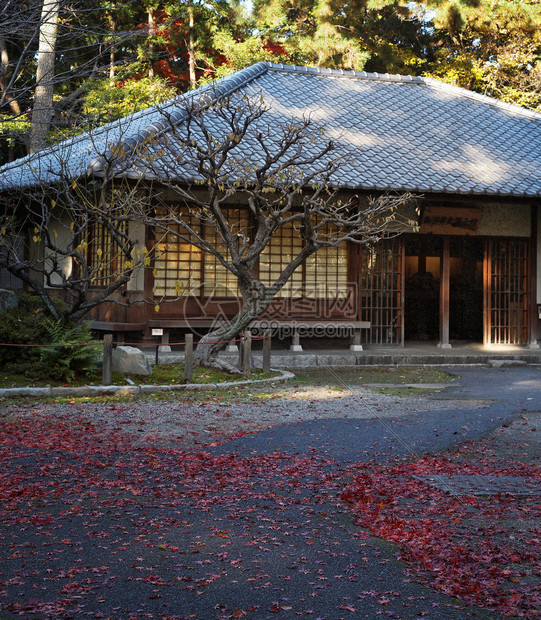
1 62 540 198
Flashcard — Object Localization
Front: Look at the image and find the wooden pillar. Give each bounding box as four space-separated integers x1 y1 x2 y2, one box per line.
143 226 156 339
184 333 193 383
438 237 451 349
418 235 427 274
262 329 271 373
528 205 539 348
102 334 113 385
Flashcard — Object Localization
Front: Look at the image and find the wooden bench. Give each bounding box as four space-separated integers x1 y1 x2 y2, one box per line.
91 321 146 344
145 318 371 352
147 319 217 329
147 318 235 351
250 319 370 351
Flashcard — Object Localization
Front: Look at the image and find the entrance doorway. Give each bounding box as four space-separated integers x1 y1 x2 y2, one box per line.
404 236 484 343
364 235 531 347
449 238 484 341
404 236 440 341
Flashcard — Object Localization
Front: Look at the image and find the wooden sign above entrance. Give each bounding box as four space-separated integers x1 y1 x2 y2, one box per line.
420 206 482 235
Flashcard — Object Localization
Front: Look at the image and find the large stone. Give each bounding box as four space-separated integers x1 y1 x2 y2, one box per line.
112 346 152 375
0 289 18 312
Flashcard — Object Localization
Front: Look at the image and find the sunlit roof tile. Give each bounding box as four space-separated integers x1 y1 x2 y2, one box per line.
1 62 540 197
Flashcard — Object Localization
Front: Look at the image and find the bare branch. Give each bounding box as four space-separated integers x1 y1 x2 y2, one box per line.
134 89 418 369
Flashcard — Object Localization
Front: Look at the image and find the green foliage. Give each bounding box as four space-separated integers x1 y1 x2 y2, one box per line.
82 76 177 125
0 294 98 382
253 0 371 71
424 0 541 110
423 54 485 91
1 0 540 164
0 294 54 373
0 114 31 143
39 321 99 383
0 114 31 165
204 32 288 81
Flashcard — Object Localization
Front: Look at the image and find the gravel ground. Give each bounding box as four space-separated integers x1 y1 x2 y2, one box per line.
3 377 493 448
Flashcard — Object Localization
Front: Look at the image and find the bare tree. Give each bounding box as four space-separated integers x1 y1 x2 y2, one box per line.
0 144 150 324
0 0 158 158
135 91 417 371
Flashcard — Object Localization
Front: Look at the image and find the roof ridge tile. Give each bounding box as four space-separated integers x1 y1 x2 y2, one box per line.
421 76 541 120
266 63 541 121
266 63 424 85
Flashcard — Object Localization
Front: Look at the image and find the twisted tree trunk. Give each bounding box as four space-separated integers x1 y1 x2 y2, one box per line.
193 291 271 373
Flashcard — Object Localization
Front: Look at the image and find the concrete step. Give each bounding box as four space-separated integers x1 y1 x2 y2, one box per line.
149 348 541 369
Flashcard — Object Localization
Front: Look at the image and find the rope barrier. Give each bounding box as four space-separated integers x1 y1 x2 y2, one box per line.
0 342 101 348
118 336 249 347
0 332 268 349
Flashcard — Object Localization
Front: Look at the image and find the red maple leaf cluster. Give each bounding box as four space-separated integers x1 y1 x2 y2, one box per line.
1 409 539 618
341 452 541 617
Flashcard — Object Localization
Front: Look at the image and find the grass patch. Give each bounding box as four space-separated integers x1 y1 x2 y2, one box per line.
116 364 279 386
291 367 455 386
245 367 456 401
372 386 445 396
0 364 281 389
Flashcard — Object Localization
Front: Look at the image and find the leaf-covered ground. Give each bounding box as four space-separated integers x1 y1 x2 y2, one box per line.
342 418 541 618
0 407 491 619
0 377 539 619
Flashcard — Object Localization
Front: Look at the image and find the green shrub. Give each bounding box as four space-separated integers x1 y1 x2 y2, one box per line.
39 321 99 382
0 293 53 372
0 293 98 382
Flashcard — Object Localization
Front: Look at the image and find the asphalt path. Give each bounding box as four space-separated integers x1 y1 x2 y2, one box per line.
1 367 540 619
217 367 541 465
204 367 541 619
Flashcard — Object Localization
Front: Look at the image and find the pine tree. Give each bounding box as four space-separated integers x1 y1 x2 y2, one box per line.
424 0 541 110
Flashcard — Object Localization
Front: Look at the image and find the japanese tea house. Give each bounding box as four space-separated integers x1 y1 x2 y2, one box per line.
1 63 540 348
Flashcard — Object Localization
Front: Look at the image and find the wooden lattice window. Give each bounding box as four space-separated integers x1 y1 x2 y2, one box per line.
87 221 127 286
361 237 404 345
154 211 202 297
260 221 348 299
203 209 249 297
152 208 349 301
259 221 303 297
485 239 529 345
305 223 348 298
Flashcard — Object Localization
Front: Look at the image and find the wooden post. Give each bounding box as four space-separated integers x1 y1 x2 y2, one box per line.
102 334 113 385
528 204 539 348
438 237 452 349
262 329 271 373
184 333 193 383
242 330 252 377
